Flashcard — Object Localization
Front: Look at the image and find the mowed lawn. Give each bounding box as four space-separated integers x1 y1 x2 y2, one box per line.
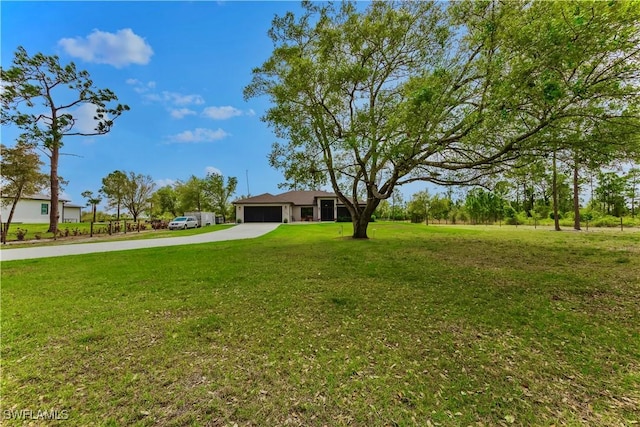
1 223 639 426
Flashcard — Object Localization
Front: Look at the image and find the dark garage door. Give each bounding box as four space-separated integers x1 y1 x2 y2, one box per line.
244 206 282 222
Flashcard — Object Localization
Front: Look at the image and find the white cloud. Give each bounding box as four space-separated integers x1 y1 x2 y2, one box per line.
165 91 205 106
145 91 204 106
168 128 229 144
126 79 156 94
72 103 104 134
170 108 197 119
156 178 176 187
202 106 243 120
59 28 153 68
205 166 222 176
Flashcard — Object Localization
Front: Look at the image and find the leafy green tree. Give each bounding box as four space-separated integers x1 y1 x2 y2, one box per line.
0 141 48 243
245 1 640 238
151 185 178 218
81 190 102 223
101 170 128 220
407 191 431 224
121 172 155 222
626 168 640 218
596 172 627 217
389 190 406 221
1 47 129 233
203 173 237 223
465 188 505 224
175 176 209 214
374 200 391 221
429 194 453 224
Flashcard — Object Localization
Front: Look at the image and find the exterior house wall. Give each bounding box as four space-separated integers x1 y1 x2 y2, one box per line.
291 206 317 222
233 191 362 223
63 206 82 223
1 198 80 224
283 204 290 223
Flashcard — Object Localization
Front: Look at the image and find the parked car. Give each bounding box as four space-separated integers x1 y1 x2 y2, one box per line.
168 216 199 230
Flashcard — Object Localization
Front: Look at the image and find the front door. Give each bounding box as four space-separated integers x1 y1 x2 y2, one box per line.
320 200 334 221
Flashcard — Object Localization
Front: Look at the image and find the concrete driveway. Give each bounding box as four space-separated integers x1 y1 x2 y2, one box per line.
0 223 280 262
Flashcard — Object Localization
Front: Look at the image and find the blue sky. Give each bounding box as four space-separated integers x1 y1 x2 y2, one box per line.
1 1 327 207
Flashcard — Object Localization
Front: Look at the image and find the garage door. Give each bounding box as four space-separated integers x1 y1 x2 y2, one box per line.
244 206 282 222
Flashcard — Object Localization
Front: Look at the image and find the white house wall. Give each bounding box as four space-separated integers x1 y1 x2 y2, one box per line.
63 207 81 223
1 199 76 224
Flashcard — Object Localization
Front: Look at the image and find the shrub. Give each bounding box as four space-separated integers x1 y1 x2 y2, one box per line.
283 218 288 223
592 215 622 227
236 218 243 224
505 217 521 225
15 228 27 241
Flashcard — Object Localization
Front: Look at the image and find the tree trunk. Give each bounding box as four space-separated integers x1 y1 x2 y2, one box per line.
352 213 370 239
48 146 60 234
3 191 23 244
572 160 581 231
92 205 97 223
552 149 561 231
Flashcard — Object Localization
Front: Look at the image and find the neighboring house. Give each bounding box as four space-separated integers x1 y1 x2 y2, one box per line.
233 190 361 223
0 194 82 224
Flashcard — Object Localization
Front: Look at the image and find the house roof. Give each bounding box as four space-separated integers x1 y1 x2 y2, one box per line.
233 192 291 205
234 190 340 206
1 193 71 203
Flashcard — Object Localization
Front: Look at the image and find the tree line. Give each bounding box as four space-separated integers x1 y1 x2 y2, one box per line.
380 166 640 228
80 171 237 223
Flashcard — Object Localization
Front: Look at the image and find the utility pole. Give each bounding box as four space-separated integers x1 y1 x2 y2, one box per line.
246 170 250 197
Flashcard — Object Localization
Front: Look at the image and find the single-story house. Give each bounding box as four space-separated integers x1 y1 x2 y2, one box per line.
233 190 360 223
0 194 82 224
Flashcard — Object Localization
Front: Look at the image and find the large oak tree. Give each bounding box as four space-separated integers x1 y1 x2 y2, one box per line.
1 47 129 233
245 1 640 238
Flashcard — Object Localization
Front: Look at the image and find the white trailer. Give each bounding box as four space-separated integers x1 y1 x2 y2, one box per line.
185 211 215 227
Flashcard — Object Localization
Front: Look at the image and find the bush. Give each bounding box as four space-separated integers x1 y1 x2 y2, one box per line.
549 212 563 220
589 215 639 228
236 218 243 224
15 228 27 241
283 218 288 223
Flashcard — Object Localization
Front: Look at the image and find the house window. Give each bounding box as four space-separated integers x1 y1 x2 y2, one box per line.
41 203 49 215
301 207 313 221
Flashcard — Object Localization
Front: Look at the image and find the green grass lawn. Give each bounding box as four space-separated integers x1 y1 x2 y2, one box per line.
1 223 639 426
